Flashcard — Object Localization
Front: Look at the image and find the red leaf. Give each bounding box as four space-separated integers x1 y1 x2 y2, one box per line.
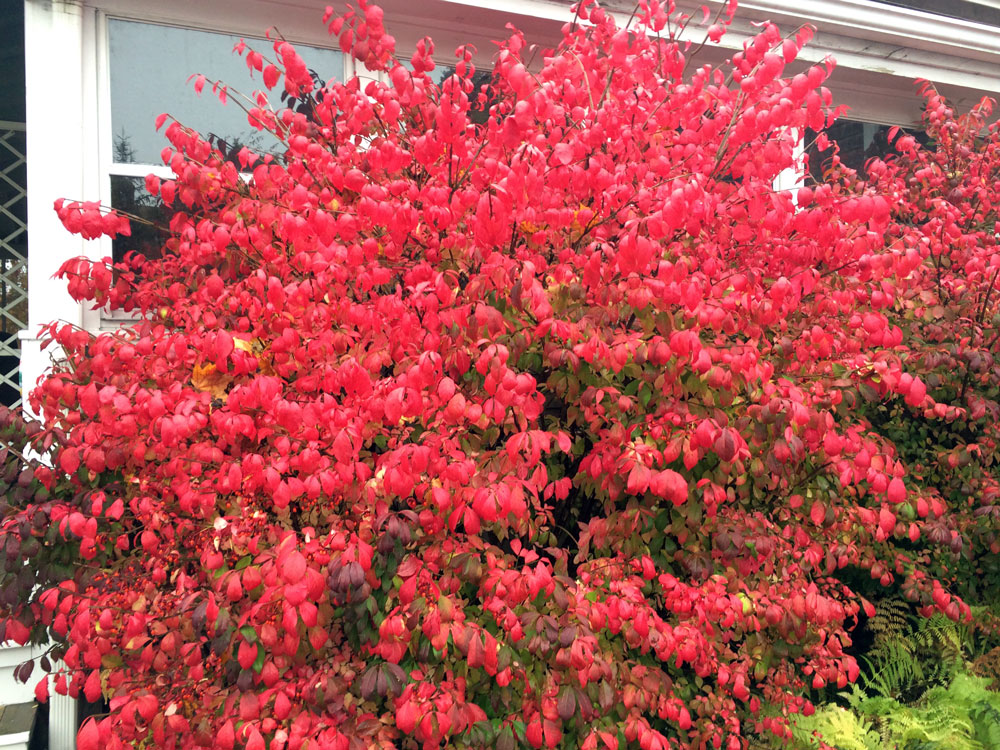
396 700 418 734
246 729 265 750
136 693 157 722
626 463 650 495
83 669 102 702
263 64 280 89
887 477 906 504
215 719 236 750
714 429 737 462
79 383 99 416
239 692 259 721
879 506 896 535
238 640 257 670
651 470 688 506
274 692 292 720
78 719 99 750
214 331 235 368
466 631 484 668
280 551 307 584
59 448 80 475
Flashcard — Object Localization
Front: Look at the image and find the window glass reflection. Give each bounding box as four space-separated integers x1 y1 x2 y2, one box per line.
110 19 343 165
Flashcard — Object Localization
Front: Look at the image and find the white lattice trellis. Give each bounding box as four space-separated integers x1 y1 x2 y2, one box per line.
0 122 27 408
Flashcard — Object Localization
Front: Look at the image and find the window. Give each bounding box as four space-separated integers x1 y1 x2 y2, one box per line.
105 19 345 264
108 19 344 166
404 61 495 124
805 120 929 182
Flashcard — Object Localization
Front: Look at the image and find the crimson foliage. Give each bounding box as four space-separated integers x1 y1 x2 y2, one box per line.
2 2 999 749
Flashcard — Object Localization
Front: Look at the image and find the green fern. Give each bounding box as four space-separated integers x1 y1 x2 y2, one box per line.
861 600 968 700
860 598 920 699
785 697 883 750
773 598 1000 750
867 598 911 645
895 672 1000 749
965 603 1000 659
912 614 965 679
862 638 923 699
969 701 1000 748
789 673 1000 750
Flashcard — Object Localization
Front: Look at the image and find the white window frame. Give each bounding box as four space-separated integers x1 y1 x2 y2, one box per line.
93 10 353 325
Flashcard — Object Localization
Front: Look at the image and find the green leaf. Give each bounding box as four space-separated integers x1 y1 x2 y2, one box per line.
640 385 653 408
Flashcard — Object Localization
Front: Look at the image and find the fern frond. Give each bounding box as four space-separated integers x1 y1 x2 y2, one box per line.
788 702 883 750
867 598 912 647
911 613 967 690
862 638 923 698
970 701 1000 748
809 673 1000 750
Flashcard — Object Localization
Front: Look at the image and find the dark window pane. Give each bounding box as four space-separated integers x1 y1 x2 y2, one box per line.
805 120 929 181
429 64 495 125
109 19 343 165
0 0 26 123
110 176 172 264
400 60 494 124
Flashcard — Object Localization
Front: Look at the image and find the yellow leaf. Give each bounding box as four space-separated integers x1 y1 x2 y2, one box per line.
192 362 233 399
